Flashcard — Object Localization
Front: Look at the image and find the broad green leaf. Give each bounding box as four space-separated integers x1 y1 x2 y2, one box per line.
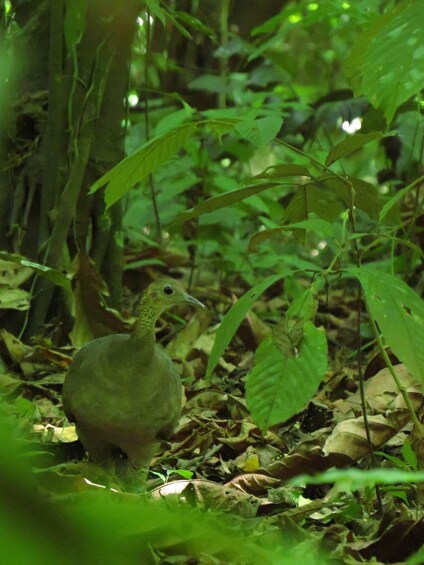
64 0 87 50
352 267 424 385
172 469 194 480
0 252 69 287
410 546 424 565
345 0 424 122
287 286 319 319
206 119 241 142
205 272 291 381
189 75 228 93
145 0 166 26
0 288 29 310
325 132 383 166
249 217 336 251
272 289 319 357
401 440 418 470
89 119 238 208
173 11 216 39
323 176 382 220
90 122 199 208
347 177 382 221
246 321 327 431
235 116 283 147
252 164 312 180
155 106 195 135
173 182 279 225
246 322 327 432
286 184 345 223
379 174 424 224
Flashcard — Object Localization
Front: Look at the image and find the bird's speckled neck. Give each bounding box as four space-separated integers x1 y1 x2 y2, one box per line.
131 297 161 348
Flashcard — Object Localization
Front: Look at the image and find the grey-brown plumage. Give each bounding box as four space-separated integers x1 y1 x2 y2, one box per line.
62 279 204 472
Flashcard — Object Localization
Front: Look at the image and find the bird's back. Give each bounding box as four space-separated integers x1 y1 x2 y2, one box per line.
62 333 182 460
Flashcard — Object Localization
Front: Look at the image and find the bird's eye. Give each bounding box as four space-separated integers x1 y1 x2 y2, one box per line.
163 285 174 296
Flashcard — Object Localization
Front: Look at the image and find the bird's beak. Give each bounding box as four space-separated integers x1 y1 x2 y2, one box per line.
183 293 205 309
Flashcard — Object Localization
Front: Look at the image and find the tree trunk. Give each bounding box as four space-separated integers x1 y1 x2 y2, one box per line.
1 0 140 338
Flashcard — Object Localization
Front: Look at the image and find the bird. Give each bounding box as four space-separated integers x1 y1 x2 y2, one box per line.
62 278 204 478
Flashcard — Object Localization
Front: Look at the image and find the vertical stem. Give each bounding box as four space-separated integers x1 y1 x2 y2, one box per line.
218 0 230 109
365 301 424 435
356 285 383 514
144 9 162 243
28 40 113 335
348 179 383 515
39 0 65 249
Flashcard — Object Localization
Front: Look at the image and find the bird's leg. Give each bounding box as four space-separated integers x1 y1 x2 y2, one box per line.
76 425 116 468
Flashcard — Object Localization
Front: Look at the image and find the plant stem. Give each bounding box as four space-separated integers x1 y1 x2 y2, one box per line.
144 9 162 243
366 299 424 435
218 0 230 109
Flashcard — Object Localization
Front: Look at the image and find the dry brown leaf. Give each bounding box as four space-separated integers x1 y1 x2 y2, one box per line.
166 309 211 360
70 251 127 346
353 518 424 562
325 364 424 460
149 478 261 517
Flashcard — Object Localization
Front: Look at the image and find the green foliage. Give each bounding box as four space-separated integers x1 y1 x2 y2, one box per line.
64 0 87 49
324 131 383 166
234 116 284 148
90 122 201 208
91 119 243 208
0 406 327 565
206 272 292 381
378 174 424 223
345 0 424 122
91 116 289 210
245 287 327 431
289 467 424 490
3 0 424 559
246 320 327 432
0 252 69 287
352 268 424 385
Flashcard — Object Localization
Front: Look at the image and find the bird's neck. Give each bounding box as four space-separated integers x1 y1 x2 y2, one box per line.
131 301 160 349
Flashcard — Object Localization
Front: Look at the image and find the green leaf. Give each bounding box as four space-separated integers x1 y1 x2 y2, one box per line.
249 217 336 251
189 75 228 93
288 467 424 490
90 122 199 208
64 0 87 50
347 177 382 221
410 545 424 565
145 0 166 26
173 11 216 39
345 0 424 122
379 174 424 224
172 469 194 480
206 118 240 142
352 267 424 385
0 252 69 287
172 161 314 224
172 182 280 225
89 119 238 209
325 132 383 166
246 321 327 432
235 116 283 147
205 273 291 381
155 105 195 135
323 176 382 220
286 183 345 223
0 288 29 310
252 164 312 180
401 440 418 470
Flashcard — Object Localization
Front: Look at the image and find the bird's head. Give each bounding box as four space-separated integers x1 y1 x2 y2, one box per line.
142 278 205 316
